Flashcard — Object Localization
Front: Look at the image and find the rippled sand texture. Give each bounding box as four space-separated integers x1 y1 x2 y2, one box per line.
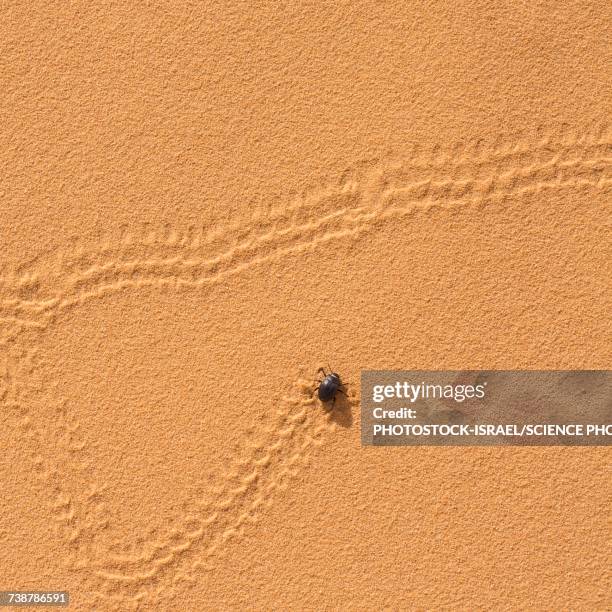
1 3 610 611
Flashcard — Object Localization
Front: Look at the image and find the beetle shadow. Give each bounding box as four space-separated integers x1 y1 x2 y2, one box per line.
322 392 354 428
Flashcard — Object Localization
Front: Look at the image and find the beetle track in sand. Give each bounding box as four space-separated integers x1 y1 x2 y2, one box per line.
0 126 610 316
3 341 337 609
0 127 610 609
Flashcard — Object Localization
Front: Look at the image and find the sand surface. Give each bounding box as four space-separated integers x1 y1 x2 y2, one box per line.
0 2 610 610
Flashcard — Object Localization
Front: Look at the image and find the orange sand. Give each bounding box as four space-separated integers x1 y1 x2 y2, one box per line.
0 2 610 610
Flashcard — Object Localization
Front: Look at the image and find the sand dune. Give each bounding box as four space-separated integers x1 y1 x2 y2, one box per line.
1 2 610 610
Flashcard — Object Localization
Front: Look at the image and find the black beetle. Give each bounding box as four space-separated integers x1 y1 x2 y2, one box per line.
315 367 347 404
